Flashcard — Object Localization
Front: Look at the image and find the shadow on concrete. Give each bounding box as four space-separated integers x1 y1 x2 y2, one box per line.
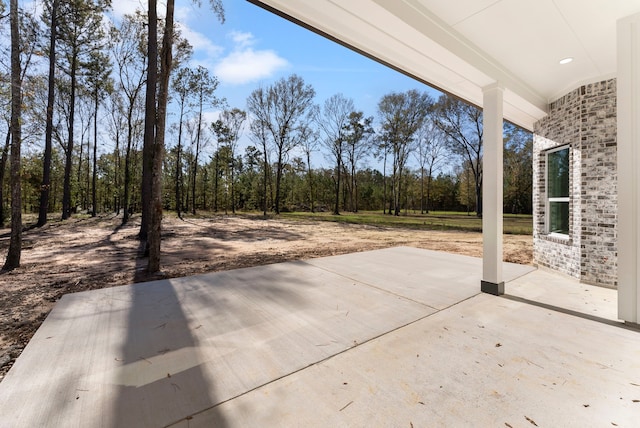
110 279 228 427
502 294 639 332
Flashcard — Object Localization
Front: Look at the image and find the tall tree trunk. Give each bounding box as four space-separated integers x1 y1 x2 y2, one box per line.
175 105 184 218
476 180 482 218
62 52 78 220
354 175 359 213
274 153 283 214
382 150 387 214
192 148 198 214
350 161 356 213
175 141 182 218
192 96 203 215
0 127 9 227
420 166 425 214
395 167 402 216
3 0 22 271
305 150 314 213
333 159 341 215
191 155 200 215
391 154 399 215
148 0 174 273
352 163 359 213
202 167 207 210
85 128 90 209
122 105 135 223
91 93 98 217
114 137 120 215
230 159 235 214
38 0 57 227
426 165 433 214
76 128 84 209
122 141 132 222
213 152 219 212
140 0 158 241
262 145 268 216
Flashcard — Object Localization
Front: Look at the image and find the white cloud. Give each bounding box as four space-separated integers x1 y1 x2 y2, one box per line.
214 49 289 85
110 3 223 59
176 22 224 58
174 5 191 23
229 31 254 49
201 110 223 126
111 0 145 19
213 31 289 85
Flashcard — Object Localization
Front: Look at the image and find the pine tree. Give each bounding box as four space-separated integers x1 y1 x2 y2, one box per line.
55 0 111 220
3 0 22 271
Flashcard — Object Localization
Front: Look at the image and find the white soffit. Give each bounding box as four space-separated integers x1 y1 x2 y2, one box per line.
247 0 640 130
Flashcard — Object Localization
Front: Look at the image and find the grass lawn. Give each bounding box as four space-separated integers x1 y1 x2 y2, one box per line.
281 210 532 235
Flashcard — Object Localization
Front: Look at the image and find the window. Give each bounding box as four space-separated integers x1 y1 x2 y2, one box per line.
546 146 570 235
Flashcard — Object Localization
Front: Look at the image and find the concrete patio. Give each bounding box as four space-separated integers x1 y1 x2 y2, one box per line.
0 247 638 427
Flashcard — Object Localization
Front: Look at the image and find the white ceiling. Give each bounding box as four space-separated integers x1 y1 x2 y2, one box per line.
247 0 640 130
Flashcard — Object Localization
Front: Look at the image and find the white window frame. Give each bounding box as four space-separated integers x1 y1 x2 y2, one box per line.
545 145 570 238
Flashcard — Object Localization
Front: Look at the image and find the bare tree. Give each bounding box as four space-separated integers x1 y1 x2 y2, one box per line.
433 95 483 217
85 50 112 217
111 13 148 223
343 111 374 212
214 108 246 213
189 66 220 215
170 66 193 217
378 90 432 215
248 116 271 216
105 91 125 213
315 93 353 215
56 0 110 220
503 123 532 214
414 118 447 213
247 75 315 214
299 124 319 212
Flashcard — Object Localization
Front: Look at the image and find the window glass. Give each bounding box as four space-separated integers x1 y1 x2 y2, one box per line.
548 148 569 198
549 201 569 234
547 146 569 236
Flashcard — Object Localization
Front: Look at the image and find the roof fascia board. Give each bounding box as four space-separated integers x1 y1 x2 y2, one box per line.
247 0 545 129
244 0 474 102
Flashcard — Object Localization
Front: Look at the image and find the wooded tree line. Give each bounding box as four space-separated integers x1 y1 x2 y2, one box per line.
0 0 532 272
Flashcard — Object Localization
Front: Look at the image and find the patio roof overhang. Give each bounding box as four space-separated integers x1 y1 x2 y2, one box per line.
247 0 640 131
247 0 640 325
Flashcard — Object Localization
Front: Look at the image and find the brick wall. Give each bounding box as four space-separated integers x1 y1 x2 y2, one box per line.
532 79 617 286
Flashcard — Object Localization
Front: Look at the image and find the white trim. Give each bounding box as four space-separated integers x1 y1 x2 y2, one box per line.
481 83 504 290
548 232 570 241
617 13 640 323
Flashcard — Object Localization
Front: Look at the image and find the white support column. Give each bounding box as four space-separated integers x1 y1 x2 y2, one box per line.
481 83 504 295
617 13 640 324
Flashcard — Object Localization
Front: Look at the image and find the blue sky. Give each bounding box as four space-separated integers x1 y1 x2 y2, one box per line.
113 0 441 121
109 0 444 168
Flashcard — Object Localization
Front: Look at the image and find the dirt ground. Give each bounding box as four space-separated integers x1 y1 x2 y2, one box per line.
0 213 532 382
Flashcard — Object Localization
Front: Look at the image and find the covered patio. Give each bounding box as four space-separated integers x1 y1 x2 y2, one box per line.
246 0 640 323
2 1 640 426
0 247 638 426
